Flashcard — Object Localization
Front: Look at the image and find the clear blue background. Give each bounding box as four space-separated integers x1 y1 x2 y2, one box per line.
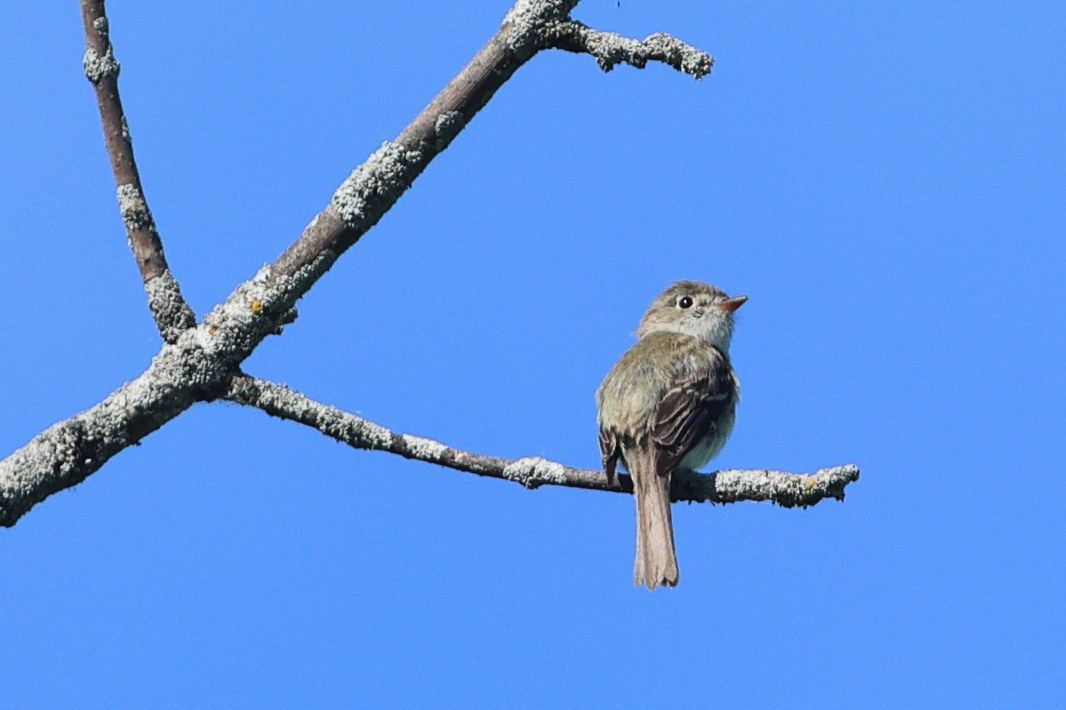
2 1 1063 707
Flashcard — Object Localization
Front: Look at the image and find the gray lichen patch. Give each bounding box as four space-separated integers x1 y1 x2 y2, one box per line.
83 46 120 83
434 111 465 151
503 456 568 488
704 465 860 508
330 141 423 232
642 33 714 79
197 255 332 364
268 249 336 306
345 416 392 450
116 183 152 231
401 435 448 460
145 270 196 339
503 0 574 59
595 31 647 71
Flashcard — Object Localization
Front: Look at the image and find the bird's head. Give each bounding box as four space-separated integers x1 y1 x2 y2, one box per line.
636 280 746 352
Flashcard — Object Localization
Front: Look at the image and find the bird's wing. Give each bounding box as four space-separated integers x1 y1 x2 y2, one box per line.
599 427 622 484
650 357 735 476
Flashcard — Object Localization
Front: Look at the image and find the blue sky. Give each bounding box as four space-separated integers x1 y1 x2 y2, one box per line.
2 1 1064 707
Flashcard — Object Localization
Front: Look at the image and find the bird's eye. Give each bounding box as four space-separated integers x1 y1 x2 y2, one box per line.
678 296 693 309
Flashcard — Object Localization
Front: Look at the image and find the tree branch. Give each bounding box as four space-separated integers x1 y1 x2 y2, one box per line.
81 0 197 343
253 0 712 319
0 335 230 527
260 1 583 309
2 1 849 528
223 375 859 507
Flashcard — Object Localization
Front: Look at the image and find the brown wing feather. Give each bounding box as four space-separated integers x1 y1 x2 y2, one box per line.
650 360 735 476
599 427 622 484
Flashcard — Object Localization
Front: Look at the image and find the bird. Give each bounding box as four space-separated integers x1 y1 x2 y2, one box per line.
596 281 746 589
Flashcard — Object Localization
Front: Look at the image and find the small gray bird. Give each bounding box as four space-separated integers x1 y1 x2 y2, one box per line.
597 281 746 589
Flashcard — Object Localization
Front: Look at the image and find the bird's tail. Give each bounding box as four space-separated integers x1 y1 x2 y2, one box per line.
630 449 679 589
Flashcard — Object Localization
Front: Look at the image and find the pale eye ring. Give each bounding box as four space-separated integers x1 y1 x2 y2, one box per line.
678 296 694 309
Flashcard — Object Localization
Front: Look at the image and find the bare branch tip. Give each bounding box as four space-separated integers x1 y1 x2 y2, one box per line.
548 22 713 79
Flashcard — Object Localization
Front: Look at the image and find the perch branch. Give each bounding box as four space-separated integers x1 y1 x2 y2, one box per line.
81 0 196 342
224 375 859 507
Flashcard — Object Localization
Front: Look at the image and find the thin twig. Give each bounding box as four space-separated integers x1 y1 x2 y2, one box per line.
547 21 713 77
223 375 860 507
81 0 195 342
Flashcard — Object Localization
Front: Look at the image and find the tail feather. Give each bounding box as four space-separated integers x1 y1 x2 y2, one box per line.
630 449 679 589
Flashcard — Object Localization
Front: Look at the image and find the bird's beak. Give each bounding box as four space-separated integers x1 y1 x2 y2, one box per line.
717 295 748 313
